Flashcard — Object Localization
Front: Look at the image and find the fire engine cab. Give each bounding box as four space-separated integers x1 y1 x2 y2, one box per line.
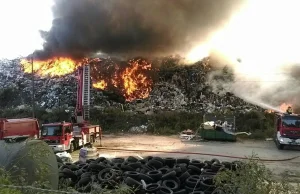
274 107 300 149
41 65 102 153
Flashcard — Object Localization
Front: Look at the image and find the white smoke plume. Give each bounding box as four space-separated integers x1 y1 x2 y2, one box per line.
186 0 300 112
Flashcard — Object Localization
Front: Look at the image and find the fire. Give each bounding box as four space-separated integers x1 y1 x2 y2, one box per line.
279 103 292 113
121 59 153 101
20 57 101 77
92 58 153 102
21 56 153 102
92 80 107 90
20 57 78 77
265 109 274 113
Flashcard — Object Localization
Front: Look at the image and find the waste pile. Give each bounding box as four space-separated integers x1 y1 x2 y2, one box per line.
0 58 261 114
57 155 242 194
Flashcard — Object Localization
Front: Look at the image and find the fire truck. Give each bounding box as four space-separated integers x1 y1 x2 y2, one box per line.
274 107 300 149
41 65 102 153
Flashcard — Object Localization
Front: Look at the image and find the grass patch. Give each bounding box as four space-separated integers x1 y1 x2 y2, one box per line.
215 155 300 194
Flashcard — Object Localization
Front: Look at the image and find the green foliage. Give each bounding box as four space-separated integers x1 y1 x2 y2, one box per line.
147 111 203 134
235 111 274 139
0 105 275 138
90 107 203 134
0 87 22 108
90 107 148 132
215 155 300 194
0 106 72 125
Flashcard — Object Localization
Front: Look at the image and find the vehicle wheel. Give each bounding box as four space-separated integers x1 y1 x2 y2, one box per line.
69 142 75 153
89 136 94 146
276 140 284 150
75 141 79 150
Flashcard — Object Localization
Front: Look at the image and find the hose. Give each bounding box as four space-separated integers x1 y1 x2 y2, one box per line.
96 147 300 162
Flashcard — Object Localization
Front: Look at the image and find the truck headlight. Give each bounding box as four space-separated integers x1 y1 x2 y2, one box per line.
57 145 63 148
279 137 284 142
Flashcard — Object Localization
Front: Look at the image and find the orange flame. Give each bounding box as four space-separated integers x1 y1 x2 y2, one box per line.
265 109 274 113
92 58 153 101
20 57 78 77
122 59 152 101
21 56 153 102
279 103 292 113
92 80 107 90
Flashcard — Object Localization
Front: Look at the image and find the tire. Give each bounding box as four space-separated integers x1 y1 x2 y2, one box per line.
124 171 140 180
139 173 154 184
200 177 216 192
145 183 161 193
147 170 162 181
148 159 163 169
179 171 190 183
276 140 284 150
165 158 176 168
69 142 75 153
162 180 179 191
89 136 94 146
56 155 64 163
173 189 187 194
190 160 205 169
98 168 116 182
188 165 202 175
211 163 224 172
277 144 284 150
75 141 80 150
158 186 173 194
185 176 201 188
162 171 176 180
159 167 171 174
125 177 142 188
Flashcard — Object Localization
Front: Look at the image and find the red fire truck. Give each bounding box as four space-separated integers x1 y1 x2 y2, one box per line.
40 65 102 153
0 118 39 140
274 107 300 149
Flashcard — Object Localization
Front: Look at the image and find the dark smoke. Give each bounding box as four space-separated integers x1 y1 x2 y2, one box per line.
33 0 245 59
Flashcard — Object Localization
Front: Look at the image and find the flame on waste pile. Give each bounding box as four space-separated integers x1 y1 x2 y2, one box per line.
20 57 78 77
93 58 153 102
92 80 107 90
21 56 154 102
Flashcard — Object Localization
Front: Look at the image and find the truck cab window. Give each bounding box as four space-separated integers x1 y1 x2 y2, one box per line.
42 126 62 136
282 116 300 128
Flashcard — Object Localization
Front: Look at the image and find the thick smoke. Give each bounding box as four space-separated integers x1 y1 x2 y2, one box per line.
33 0 244 59
201 0 300 113
208 56 300 113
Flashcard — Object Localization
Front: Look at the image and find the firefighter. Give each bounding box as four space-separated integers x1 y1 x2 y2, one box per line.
287 106 293 114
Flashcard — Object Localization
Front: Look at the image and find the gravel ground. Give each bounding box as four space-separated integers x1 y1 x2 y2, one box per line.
71 134 300 181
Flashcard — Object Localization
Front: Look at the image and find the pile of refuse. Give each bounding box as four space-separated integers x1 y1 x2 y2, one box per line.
0 58 262 114
57 155 242 194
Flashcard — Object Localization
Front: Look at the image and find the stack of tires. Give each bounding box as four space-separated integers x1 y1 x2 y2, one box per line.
58 156 241 194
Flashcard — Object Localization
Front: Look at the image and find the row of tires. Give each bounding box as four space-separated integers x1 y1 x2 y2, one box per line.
57 156 242 194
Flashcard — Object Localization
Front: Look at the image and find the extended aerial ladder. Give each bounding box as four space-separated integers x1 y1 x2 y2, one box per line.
41 64 102 153
75 65 91 124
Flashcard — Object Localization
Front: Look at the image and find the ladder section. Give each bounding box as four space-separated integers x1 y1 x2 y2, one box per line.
82 65 90 121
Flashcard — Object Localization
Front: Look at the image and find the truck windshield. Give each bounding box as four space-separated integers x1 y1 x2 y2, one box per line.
282 116 300 128
42 126 62 136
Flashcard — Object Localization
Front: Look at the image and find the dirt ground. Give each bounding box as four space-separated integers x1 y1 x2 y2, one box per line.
71 134 300 181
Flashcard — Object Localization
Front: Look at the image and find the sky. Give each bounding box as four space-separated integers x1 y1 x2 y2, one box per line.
0 0 54 59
